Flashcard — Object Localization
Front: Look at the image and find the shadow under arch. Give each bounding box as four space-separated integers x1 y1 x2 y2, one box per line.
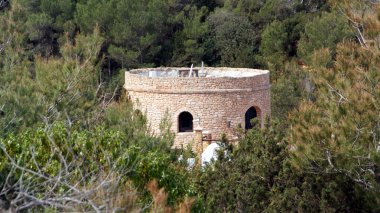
178 111 193 132
244 106 261 130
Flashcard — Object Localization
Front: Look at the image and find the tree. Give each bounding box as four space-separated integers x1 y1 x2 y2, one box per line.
258 12 313 78
270 61 306 128
207 9 257 67
259 20 288 79
75 0 174 69
290 2 380 192
267 159 377 212
169 5 209 66
16 0 76 56
197 121 287 212
0 110 194 211
0 26 104 136
0 122 140 212
297 11 354 65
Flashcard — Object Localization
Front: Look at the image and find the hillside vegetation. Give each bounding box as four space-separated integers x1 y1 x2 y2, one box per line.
0 0 379 212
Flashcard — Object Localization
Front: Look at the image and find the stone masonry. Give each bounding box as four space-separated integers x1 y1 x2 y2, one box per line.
124 67 271 148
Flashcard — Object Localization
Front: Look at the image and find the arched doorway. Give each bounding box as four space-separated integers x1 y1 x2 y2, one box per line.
178 111 193 132
245 107 257 130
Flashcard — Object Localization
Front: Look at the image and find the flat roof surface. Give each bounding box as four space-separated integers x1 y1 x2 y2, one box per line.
129 67 269 78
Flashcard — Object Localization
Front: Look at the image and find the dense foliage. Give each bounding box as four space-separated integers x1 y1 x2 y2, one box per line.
1 0 379 212
197 121 378 212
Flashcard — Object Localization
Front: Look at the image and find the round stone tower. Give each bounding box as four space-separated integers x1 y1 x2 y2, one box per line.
124 67 270 148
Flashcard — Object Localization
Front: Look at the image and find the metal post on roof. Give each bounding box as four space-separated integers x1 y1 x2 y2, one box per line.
188 64 193 77
199 61 206 77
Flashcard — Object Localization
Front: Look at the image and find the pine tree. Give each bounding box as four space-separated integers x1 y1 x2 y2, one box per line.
290 2 380 192
197 121 287 212
297 11 354 64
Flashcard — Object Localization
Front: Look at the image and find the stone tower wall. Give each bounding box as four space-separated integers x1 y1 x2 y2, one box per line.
124 67 271 148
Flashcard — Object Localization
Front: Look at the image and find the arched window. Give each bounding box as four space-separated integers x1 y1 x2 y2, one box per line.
245 107 257 130
178 111 193 132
